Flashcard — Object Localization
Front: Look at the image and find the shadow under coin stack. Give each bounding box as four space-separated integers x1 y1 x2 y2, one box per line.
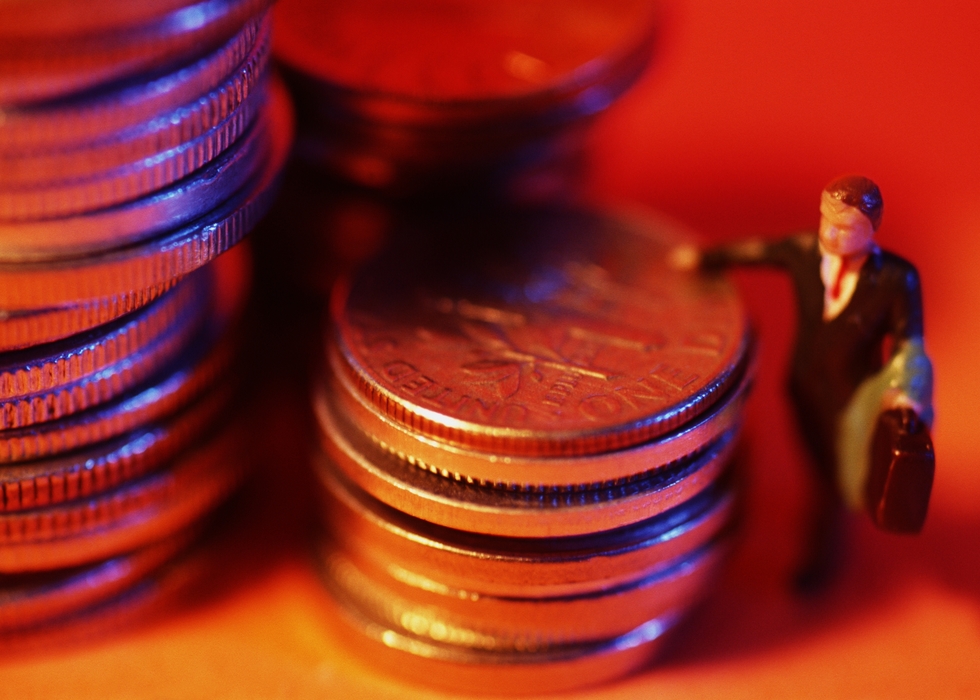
0 0 289 638
313 208 754 691
273 0 659 197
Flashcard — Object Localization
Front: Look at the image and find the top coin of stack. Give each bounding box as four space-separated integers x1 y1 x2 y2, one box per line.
312 207 754 691
274 0 659 193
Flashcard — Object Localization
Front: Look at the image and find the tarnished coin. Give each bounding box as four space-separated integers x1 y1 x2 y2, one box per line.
319 458 736 597
0 528 196 632
330 207 749 458
0 77 291 309
0 418 248 572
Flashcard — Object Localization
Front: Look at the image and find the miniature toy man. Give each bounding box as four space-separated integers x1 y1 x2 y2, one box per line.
672 175 934 590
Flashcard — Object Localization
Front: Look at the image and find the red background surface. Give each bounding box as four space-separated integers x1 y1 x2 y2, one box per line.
4 1 980 696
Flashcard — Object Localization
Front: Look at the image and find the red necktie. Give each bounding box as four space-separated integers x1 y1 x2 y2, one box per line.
830 263 844 301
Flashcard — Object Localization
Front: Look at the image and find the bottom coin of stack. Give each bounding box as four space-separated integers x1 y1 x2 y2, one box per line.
310 206 754 692
0 244 252 639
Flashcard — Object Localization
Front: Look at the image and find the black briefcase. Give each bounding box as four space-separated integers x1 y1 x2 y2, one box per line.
864 407 935 534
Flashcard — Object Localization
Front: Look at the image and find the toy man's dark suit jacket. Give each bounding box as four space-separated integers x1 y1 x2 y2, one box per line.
703 233 925 487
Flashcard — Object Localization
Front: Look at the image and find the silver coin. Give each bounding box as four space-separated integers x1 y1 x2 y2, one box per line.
315 374 741 537
0 271 207 402
318 458 736 598
0 273 211 429
0 77 291 309
323 584 678 695
318 542 688 695
0 258 245 464
0 380 232 512
328 207 750 458
0 85 269 251
0 418 247 572
324 344 754 489
321 538 725 645
0 19 270 189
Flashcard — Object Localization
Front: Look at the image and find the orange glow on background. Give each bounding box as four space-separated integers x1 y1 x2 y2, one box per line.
3 0 980 696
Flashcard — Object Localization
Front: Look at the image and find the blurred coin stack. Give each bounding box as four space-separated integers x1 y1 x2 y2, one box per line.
273 0 659 197
0 0 289 636
312 207 754 691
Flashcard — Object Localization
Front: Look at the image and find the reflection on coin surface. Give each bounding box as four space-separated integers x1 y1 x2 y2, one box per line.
0 18 266 152
315 382 739 536
322 539 724 644
0 19 269 188
331 207 749 457
325 347 752 488
320 458 736 597
0 78 291 305
0 382 231 512
0 271 208 402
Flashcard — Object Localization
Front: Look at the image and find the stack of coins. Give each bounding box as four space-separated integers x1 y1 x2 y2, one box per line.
0 0 289 636
273 0 659 195
311 207 754 691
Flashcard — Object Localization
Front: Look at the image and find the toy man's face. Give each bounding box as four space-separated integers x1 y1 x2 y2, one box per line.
818 190 876 257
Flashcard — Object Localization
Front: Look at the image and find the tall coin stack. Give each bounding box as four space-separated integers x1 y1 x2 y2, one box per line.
0 0 289 637
312 207 754 691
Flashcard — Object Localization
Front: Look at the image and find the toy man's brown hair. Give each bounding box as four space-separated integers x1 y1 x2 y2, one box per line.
824 175 883 230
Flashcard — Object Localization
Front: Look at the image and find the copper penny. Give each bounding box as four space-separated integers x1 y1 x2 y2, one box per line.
331 207 750 457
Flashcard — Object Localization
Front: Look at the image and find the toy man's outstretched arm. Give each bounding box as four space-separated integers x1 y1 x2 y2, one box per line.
670 234 813 273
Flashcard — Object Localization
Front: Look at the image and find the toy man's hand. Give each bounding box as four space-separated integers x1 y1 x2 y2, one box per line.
883 388 924 418
668 244 701 271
